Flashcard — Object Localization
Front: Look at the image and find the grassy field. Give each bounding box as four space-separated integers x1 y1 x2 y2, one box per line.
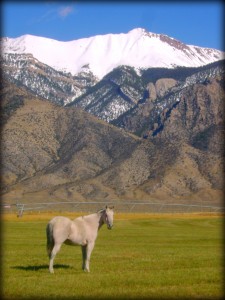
1 212 224 299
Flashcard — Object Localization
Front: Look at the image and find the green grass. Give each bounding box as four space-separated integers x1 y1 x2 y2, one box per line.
1 213 224 299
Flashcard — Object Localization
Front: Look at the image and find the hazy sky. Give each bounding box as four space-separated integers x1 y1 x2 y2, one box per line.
2 1 224 51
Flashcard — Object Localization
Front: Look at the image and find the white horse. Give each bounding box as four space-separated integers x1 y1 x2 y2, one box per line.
46 206 114 273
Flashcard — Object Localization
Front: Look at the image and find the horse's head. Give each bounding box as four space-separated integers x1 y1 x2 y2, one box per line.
103 206 114 229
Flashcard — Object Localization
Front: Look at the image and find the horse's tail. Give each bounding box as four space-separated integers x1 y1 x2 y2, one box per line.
46 222 54 258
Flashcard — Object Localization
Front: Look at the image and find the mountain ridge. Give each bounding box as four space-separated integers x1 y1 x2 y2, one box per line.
2 28 224 79
68 59 224 123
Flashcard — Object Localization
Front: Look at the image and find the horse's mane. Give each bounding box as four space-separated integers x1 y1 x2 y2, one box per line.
97 208 105 214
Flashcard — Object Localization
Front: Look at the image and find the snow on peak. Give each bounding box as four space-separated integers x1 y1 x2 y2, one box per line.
2 29 224 79
128 27 148 35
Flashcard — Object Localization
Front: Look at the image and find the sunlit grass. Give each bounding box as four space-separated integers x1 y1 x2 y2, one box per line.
2 213 224 299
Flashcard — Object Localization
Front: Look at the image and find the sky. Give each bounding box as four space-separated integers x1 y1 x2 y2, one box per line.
1 1 224 51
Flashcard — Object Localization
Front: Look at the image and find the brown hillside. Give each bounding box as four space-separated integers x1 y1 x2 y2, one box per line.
1 79 224 206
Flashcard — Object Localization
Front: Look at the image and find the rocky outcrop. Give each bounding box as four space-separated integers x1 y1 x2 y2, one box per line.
155 78 177 97
147 78 177 101
147 82 157 101
158 77 224 145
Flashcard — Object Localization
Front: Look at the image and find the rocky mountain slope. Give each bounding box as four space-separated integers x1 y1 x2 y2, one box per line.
69 60 224 124
67 66 147 122
112 60 225 137
1 79 224 206
1 53 98 105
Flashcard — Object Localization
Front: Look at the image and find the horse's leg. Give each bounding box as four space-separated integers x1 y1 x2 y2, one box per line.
81 245 87 270
49 243 62 274
84 242 95 272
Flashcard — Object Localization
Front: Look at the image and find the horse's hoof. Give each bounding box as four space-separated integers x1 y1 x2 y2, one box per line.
84 268 90 273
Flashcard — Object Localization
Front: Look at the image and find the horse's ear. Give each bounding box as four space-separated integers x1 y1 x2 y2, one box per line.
105 205 114 210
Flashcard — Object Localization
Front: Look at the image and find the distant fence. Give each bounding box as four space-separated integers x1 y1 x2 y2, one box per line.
2 201 224 217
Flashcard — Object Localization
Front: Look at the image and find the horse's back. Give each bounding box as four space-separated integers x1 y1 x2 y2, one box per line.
49 216 71 224
48 216 72 244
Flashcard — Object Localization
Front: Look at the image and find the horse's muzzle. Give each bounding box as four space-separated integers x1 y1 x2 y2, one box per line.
108 224 113 230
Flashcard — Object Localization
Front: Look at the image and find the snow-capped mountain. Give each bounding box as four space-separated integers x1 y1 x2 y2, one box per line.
2 28 224 80
2 29 225 204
